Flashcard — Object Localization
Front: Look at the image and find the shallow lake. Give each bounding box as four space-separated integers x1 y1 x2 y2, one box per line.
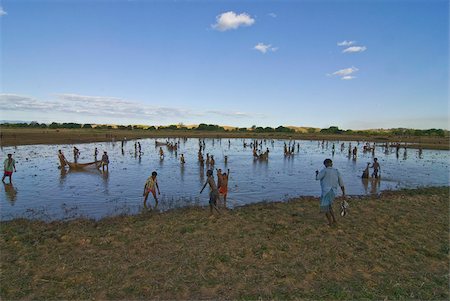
1 138 449 221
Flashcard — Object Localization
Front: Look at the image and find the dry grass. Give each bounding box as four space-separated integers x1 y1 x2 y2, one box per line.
1 187 448 300
1 127 449 149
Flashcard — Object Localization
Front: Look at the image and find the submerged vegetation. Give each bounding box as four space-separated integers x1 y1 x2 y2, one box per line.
0 187 448 300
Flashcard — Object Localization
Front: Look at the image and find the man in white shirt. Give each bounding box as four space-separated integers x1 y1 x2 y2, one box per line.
315 158 346 226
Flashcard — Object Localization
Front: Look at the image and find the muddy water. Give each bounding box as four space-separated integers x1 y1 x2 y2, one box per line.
1 138 448 221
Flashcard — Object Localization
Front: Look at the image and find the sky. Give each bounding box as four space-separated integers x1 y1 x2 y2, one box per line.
0 0 448 130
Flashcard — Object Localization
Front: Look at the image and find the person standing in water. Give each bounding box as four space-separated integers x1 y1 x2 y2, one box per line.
2 154 17 184
371 158 380 178
200 169 220 215
101 151 109 171
219 169 230 206
143 171 161 209
315 158 345 226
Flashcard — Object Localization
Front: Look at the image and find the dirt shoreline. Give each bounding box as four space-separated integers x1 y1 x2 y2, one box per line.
1 127 449 149
0 186 448 300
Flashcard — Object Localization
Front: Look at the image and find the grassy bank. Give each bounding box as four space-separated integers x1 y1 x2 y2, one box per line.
1 187 448 300
1 127 449 149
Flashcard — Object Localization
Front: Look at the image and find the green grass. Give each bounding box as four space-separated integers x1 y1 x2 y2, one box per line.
1 187 448 299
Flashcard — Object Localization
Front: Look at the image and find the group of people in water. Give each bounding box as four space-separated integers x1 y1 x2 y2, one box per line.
58 148 110 171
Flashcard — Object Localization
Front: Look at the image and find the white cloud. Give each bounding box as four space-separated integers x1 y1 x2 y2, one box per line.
337 40 355 46
205 110 250 118
0 7 6 16
268 13 277 18
341 76 356 80
331 66 359 77
254 42 277 54
212 11 255 31
0 93 258 122
343 46 367 53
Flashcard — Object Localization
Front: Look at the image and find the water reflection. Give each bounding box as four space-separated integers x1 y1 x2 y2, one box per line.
362 178 381 194
3 183 17 205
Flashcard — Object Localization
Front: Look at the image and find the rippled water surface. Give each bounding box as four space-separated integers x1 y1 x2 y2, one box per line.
1 138 449 221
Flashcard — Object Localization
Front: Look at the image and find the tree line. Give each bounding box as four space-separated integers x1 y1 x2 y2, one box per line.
0 122 447 137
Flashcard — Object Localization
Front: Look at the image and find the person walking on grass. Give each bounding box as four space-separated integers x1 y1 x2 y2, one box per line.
200 169 220 215
315 158 345 226
143 171 161 209
2 154 16 184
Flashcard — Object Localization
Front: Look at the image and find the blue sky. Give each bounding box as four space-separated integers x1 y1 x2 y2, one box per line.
0 0 448 129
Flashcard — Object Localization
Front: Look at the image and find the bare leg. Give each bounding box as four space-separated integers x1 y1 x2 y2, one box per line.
329 208 337 224
325 212 333 226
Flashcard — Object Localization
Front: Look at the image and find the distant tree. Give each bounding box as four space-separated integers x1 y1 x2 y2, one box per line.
82 124 92 129
320 126 342 134
49 122 60 129
275 126 294 133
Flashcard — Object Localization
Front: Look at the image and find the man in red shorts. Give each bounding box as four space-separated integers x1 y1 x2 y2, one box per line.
2 154 17 184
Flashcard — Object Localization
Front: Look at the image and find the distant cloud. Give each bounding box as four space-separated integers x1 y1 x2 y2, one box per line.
337 40 355 47
212 11 255 31
341 76 356 80
254 42 278 54
0 7 7 16
0 93 258 121
331 66 359 77
206 110 250 118
343 46 367 53
268 13 277 18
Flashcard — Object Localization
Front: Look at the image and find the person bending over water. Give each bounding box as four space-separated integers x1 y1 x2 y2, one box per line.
315 159 346 227
143 171 161 209
58 150 68 168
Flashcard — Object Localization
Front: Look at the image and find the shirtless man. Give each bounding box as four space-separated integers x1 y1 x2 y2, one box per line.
219 169 230 205
371 158 380 178
200 169 220 215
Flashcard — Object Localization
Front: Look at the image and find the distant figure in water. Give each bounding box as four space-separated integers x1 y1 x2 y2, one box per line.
371 158 380 178
143 171 161 209
94 147 98 161
362 162 370 178
58 150 68 168
159 147 164 160
210 155 215 166
2 153 17 184
352 146 357 159
101 151 109 171
315 158 346 227
180 154 185 164
73 147 80 162
200 169 220 215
